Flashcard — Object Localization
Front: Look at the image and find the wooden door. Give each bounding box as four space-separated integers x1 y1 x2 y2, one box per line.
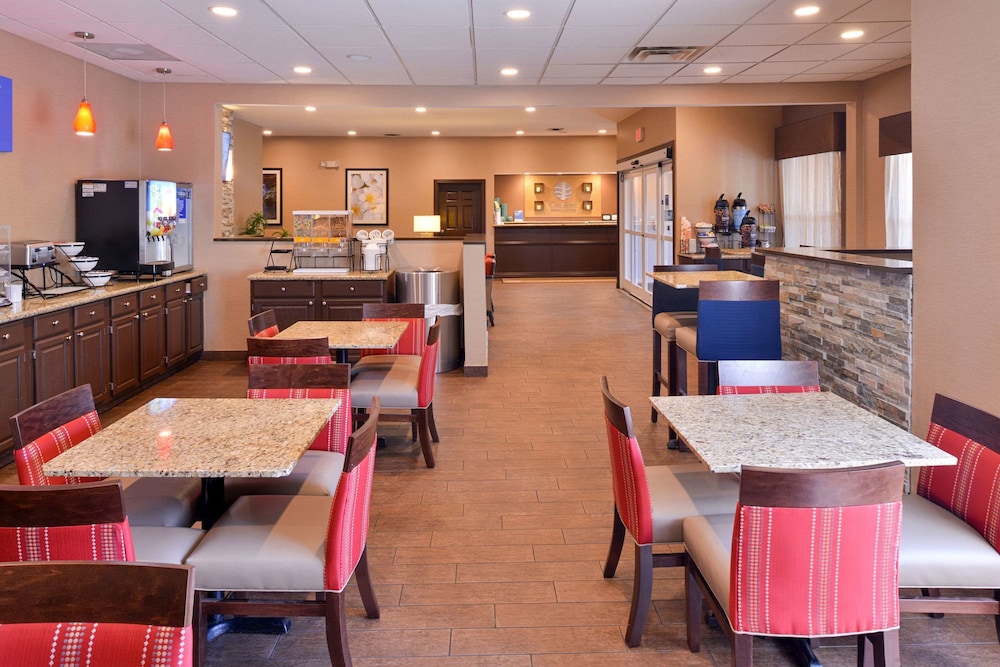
435 180 485 236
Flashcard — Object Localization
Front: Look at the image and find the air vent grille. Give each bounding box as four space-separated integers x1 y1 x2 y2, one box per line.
627 46 707 64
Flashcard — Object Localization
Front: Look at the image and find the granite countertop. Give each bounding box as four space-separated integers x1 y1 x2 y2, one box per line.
647 270 762 288
649 392 956 474
678 248 754 259
43 397 338 478
248 270 392 281
759 247 913 273
0 271 206 325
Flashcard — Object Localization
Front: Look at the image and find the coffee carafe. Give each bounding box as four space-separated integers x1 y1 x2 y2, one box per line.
732 193 748 231
713 194 731 235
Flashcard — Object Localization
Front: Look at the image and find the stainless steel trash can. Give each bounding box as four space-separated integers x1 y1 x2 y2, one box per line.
396 268 462 372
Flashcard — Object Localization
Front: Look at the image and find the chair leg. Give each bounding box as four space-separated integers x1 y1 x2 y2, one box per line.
858 629 899 667
651 330 662 422
416 409 435 468
603 507 626 578
625 544 653 648
685 561 703 652
733 634 754 667
354 547 381 619
426 402 440 442
921 587 944 618
325 591 352 667
193 590 208 667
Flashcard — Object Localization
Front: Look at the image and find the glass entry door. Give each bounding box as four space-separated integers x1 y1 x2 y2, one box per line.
619 160 673 306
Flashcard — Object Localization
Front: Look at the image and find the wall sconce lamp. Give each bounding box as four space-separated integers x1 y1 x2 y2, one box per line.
73 31 96 136
582 182 592 193
413 214 441 237
534 182 544 193
155 67 174 151
534 201 544 211
582 200 593 211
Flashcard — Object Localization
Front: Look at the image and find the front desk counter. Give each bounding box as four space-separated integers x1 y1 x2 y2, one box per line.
493 222 616 278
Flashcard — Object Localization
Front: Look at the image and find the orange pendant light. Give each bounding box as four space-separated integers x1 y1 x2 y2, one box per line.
155 67 173 151
73 32 96 136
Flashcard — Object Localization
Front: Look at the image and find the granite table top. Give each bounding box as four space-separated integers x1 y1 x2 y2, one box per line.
43 397 339 479
678 248 755 259
275 320 408 350
649 392 957 474
647 270 764 289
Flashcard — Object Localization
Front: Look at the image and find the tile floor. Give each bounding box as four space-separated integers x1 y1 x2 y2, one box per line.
4 279 999 666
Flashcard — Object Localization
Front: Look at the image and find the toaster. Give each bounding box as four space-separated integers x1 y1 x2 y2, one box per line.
11 241 57 267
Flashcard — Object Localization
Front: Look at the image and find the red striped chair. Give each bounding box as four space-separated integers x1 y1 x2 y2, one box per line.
716 359 821 394
246 336 332 365
684 462 905 665
353 302 427 374
248 309 280 338
0 560 194 667
11 385 201 529
898 394 1000 638
186 399 382 667
600 377 740 647
222 363 352 502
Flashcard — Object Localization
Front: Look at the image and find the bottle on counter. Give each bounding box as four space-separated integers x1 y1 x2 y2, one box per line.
740 215 757 248
731 193 748 231
714 194 731 235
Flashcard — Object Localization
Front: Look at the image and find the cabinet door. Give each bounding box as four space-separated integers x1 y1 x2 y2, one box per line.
139 305 165 382
74 322 111 405
34 334 74 402
252 298 316 329
111 313 140 396
186 277 207 358
0 320 33 464
165 294 187 368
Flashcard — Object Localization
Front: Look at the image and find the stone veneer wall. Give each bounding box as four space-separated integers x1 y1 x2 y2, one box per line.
768 255 913 429
220 108 235 237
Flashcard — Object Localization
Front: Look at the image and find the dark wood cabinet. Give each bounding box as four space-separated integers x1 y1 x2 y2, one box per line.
33 309 74 403
250 277 388 328
186 276 207 358
0 319 33 464
494 223 617 278
319 280 387 321
110 293 140 397
164 282 188 369
139 287 166 382
72 301 111 405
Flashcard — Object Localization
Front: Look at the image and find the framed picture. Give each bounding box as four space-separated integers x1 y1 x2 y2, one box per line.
262 168 282 225
347 168 388 225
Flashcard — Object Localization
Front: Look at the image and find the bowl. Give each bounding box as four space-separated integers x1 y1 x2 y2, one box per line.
54 242 85 257
69 256 99 271
81 270 112 287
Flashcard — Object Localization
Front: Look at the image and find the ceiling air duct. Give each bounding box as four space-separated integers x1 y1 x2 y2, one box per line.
627 46 707 63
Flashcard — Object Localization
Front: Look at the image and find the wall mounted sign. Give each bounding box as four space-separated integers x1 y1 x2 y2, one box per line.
523 175 602 218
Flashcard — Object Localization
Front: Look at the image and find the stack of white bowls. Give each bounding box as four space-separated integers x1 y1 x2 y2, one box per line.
55 242 112 287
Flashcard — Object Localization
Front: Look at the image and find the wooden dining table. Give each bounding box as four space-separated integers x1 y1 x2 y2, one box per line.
42 397 339 529
274 319 408 363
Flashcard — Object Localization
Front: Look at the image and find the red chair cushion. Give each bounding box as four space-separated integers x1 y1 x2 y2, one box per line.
0 522 135 563
0 622 191 666
14 411 103 486
918 423 1000 552
730 501 902 637
246 387 351 454
718 385 821 395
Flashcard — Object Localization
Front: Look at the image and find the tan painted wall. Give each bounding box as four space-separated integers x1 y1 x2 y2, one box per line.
910 0 1000 431
616 108 677 160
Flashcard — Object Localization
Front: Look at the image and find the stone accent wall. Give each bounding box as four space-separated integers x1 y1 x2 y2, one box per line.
768 255 913 429
220 108 235 237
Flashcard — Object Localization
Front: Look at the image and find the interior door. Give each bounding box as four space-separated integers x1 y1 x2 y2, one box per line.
435 180 485 236
620 164 670 305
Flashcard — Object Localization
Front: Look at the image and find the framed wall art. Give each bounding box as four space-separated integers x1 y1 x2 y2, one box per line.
262 168 282 225
346 168 388 225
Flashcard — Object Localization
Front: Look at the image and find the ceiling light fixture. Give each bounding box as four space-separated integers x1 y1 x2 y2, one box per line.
293 66 312 74
347 130 357 136
431 130 440 135
794 6 820 17
840 29 865 39
703 66 722 74
209 6 238 18
598 129 608 134
154 67 174 151
347 54 371 61
415 106 427 113
72 31 96 136
500 67 519 76
262 130 272 135
515 130 525 135
525 106 536 112
505 9 531 20
304 106 317 112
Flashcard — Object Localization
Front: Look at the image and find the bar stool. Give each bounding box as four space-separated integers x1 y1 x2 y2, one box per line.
673 279 781 396
650 264 718 423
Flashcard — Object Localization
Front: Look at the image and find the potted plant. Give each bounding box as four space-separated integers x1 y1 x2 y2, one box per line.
243 211 266 236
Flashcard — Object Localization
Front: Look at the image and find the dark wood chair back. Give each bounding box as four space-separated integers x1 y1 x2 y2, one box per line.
698 278 779 302
362 303 425 319
11 384 95 451
246 336 331 359
0 480 127 528
750 252 766 276
929 394 1000 453
704 245 723 269
248 309 279 337
247 362 350 390
345 399 380 472
652 264 718 273
740 462 904 508
717 360 819 388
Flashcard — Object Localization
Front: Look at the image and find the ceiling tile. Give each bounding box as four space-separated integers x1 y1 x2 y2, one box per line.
609 63 685 78
719 23 822 46
565 0 671 26
768 44 861 61
658 0 772 25
556 25 649 50
808 59 891 74
742 60 824 75
696 45 785 63
474 25 562 49
548 47 631 65
839 0 911 22
747 0 869 24
837 42 910 60
641 24 740 46
472 0 573 27
367 0 469 27
384 26 471 49
799 22 909 45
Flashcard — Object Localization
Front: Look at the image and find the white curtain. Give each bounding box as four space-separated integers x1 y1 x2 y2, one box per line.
778 152 842 248
885 153 913 249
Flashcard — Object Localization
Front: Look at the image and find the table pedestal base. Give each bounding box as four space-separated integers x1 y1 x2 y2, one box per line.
206 616 291 642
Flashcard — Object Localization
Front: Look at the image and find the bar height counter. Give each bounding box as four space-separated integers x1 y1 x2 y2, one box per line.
493 222 616 278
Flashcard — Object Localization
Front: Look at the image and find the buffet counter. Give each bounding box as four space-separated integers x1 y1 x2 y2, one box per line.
493 222 616 278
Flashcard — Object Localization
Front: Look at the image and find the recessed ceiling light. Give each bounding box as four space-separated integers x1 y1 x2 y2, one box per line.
525 106 536 112
794 6 820 17
415 106 427 113
500 67 519 76
505 9 531 20
304 106 317 112
262 129 272 136
209 6 238 18
841 29 865 39
703 66 722 74
347 130 357 136
598 129 607 134
515 130 525 135
431 130 440 136
293 66 312 74
347 54 371 62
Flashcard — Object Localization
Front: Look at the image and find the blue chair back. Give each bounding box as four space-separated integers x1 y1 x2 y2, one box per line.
695 280 781 362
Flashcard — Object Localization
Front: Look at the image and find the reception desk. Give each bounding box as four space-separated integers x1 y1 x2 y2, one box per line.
493 222 616 278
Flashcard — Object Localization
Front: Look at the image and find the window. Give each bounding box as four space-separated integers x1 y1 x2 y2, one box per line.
778 151 842 248
885 153 912 249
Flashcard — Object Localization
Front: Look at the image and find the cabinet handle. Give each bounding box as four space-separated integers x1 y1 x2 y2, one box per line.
133 314 139 320
1 333 9 340
65 335 72 341
77 331 84 337
89 310 96 316
124 301 131 306
149 294 157 301
349 285 356 292
51 319 59 326
322 301 327 306
280 286 286 292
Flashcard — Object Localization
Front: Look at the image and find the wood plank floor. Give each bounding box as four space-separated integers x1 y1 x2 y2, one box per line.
4 279 999 665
